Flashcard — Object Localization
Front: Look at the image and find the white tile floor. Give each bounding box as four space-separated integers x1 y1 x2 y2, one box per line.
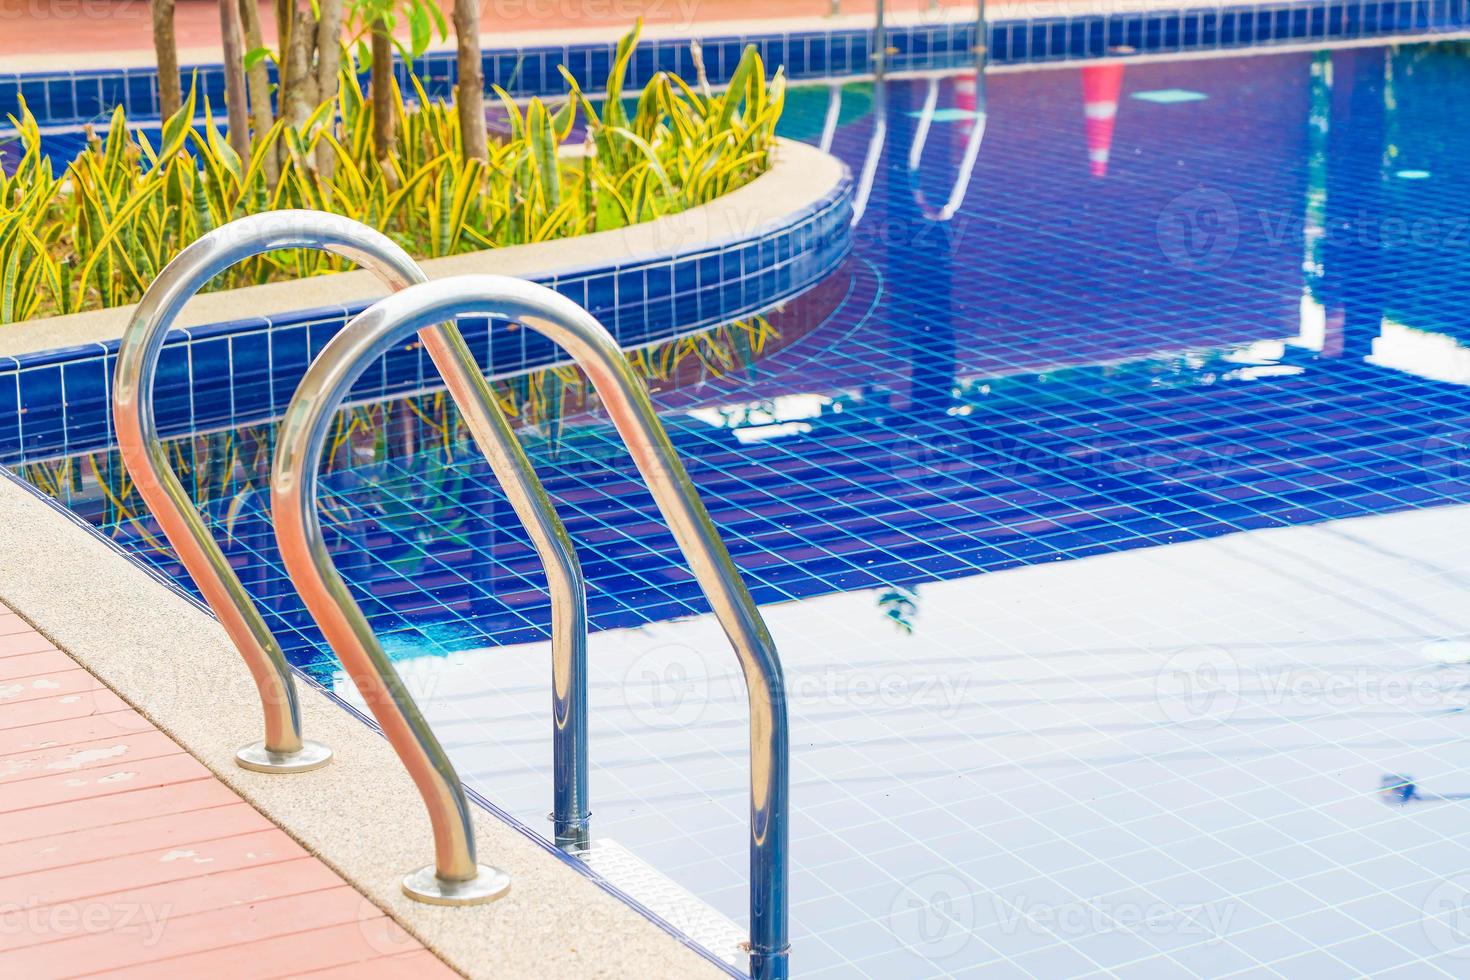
333 501 1470 976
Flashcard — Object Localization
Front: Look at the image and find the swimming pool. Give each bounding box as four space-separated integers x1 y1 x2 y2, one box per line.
22 38 1470 976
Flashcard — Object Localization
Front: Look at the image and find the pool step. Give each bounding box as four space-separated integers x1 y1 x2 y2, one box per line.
578 838 748 972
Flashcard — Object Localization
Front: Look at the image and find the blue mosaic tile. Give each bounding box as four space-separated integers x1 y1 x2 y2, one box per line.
266 320 311 413
17 363 62 457
0 358 19 460
378 330 427 399
189 335 234 426
60 355 110 449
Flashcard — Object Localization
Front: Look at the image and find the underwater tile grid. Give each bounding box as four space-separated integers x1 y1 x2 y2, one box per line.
17 35 1470 980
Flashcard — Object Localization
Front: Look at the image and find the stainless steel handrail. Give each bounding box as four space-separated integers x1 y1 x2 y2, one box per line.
270 275 791 975
904 2 988 221
850 63 888 227
819 82 843 154
905 68 988 221
114 212 589 836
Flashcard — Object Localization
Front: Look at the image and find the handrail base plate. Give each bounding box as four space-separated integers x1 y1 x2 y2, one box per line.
235 739 334 773
402 864 512 906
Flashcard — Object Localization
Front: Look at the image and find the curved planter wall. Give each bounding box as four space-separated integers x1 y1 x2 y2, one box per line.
0 139 852 464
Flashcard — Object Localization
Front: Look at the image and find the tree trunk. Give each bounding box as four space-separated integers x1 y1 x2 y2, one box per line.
151 0 182 118
370 17 396 162
453 0 487 161
218 0 253 161
275 0 291 53
279 5 319 130
237 0 277 180
313 0 346 175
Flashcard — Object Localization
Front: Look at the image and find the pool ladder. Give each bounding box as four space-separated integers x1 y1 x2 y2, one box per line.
113 213 791 976
905 65 988 222
838 0 987 226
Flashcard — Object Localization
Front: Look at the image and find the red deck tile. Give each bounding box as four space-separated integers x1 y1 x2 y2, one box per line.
302 949 459 978
0 606 453 978
0 752 214 814
0 885 378 972
0 666 105 706
90 919 461 980
5 826 309 914
5 857 344 933
0 630 61 658
0 802 271 879
0 710 154 755
5 0 979 63
0 614 36 637
0 648 77 682
0 728 183 787
0 686 133 731
0 779 235 842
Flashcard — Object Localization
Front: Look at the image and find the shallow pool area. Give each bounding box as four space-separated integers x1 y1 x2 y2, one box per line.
16 36 1470 977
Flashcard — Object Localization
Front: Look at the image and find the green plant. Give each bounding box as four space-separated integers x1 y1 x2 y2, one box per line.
342 0 446 77
342 0 447 159
0 24 784 323
560 23 786 218
0 110 59 322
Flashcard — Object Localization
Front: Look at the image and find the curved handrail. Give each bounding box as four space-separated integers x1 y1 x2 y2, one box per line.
904 71 988 222
850 68 888 227
907 0 989 224
270 275 790 976
114 213 589 844
819 82 843 154
852 0 890 227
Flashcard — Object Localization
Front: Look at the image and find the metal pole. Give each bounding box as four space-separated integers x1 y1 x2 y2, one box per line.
874 0 887 71
271 275 790 974
115 212 588 828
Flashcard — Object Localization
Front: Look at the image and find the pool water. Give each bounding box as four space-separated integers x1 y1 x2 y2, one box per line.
25 40 1470 977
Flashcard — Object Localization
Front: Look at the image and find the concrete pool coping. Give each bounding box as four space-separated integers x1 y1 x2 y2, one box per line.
0 137 843 360
0 468 731 978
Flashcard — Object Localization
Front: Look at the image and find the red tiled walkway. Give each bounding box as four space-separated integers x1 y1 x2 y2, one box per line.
0 0 979 61
0 605 456 979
